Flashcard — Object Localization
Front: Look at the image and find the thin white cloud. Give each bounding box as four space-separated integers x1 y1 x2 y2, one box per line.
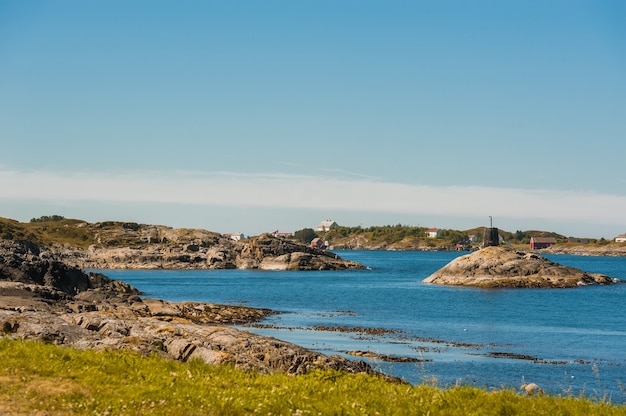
316 167 380 180
1 169 625 226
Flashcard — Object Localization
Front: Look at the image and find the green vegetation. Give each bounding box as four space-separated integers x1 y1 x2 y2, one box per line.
293 227 317 244
289 224 588 250
0 217 151 249
1 217 96 248
306 224 432 248
0 339 624 415
30 215 66 223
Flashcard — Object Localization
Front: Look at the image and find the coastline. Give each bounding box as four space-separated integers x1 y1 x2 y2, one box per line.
0 238 392 381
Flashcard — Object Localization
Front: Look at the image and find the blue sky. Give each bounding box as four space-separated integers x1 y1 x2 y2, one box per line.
1 1 625 237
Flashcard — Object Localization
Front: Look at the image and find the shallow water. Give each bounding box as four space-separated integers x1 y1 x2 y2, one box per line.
99 251 626 401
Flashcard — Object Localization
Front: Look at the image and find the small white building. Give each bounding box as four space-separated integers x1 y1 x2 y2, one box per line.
426 228 440 238
317 220 338 232
271 230 293 237
228 233 245 241
615 234 626 243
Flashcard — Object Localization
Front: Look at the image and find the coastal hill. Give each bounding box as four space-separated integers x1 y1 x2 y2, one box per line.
0 217 364 271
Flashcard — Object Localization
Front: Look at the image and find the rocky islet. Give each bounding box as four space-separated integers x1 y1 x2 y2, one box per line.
423 246 619 288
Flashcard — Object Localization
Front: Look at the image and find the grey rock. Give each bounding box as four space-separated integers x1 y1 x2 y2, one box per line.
424 246 620 288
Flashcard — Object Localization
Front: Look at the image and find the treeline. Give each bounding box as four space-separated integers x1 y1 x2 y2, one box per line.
327 225 428 244
30 215 66 223
293 225 472 246
292 224 588 247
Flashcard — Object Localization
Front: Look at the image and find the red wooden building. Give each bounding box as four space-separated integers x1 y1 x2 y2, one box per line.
529 237 556 249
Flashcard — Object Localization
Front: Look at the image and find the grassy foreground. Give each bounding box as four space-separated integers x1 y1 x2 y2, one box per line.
1 339 624 415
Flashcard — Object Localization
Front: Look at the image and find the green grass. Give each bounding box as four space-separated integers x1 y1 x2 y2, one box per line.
0 339 624 415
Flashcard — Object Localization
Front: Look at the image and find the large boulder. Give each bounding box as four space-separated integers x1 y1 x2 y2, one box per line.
423 246 619 288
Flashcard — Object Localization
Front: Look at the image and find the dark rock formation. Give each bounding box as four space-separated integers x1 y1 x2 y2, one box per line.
423 246 619 288
0 239 377 378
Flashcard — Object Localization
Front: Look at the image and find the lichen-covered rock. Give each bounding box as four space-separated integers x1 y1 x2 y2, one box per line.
424 246 619 288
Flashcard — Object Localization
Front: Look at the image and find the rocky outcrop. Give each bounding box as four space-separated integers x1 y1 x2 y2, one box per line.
540 243 626 257
43 227 364 270
423 246 620 288
236 235 365 270
0 239 377 378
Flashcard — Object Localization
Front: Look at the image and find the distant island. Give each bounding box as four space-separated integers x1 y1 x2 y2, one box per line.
296 221 626 256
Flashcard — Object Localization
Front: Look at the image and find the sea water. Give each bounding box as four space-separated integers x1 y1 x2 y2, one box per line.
99 251 626 401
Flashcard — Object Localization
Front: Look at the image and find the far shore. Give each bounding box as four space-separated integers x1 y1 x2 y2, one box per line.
329 244 626 257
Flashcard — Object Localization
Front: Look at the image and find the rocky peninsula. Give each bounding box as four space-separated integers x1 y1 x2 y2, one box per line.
423 246 620 288
0 218 364 271
0 239 380 378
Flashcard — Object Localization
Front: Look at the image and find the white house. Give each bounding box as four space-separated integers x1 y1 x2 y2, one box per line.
228 233 245 241
427 228 440 238
317 220 338 232
615 234 626 243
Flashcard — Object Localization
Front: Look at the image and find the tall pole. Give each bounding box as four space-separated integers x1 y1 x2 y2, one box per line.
489 216 492 228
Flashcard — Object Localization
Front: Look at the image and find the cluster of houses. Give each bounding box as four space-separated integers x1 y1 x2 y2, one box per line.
311 220 337 248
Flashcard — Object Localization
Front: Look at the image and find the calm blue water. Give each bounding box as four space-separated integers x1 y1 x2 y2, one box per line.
98 251 626 401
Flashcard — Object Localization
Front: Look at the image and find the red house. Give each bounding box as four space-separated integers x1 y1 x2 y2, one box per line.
311 238 326 249
529 237 556 249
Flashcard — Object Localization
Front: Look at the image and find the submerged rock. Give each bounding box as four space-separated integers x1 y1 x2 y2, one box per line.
423 246 619 288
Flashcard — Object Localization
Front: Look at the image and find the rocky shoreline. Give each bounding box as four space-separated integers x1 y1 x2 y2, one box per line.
0 219 364 271
67 232 365 271
539 243 626 257
0 239 388 380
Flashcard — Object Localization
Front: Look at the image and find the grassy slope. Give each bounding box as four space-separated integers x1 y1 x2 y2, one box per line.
0 339 624 416
0 217 96 248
